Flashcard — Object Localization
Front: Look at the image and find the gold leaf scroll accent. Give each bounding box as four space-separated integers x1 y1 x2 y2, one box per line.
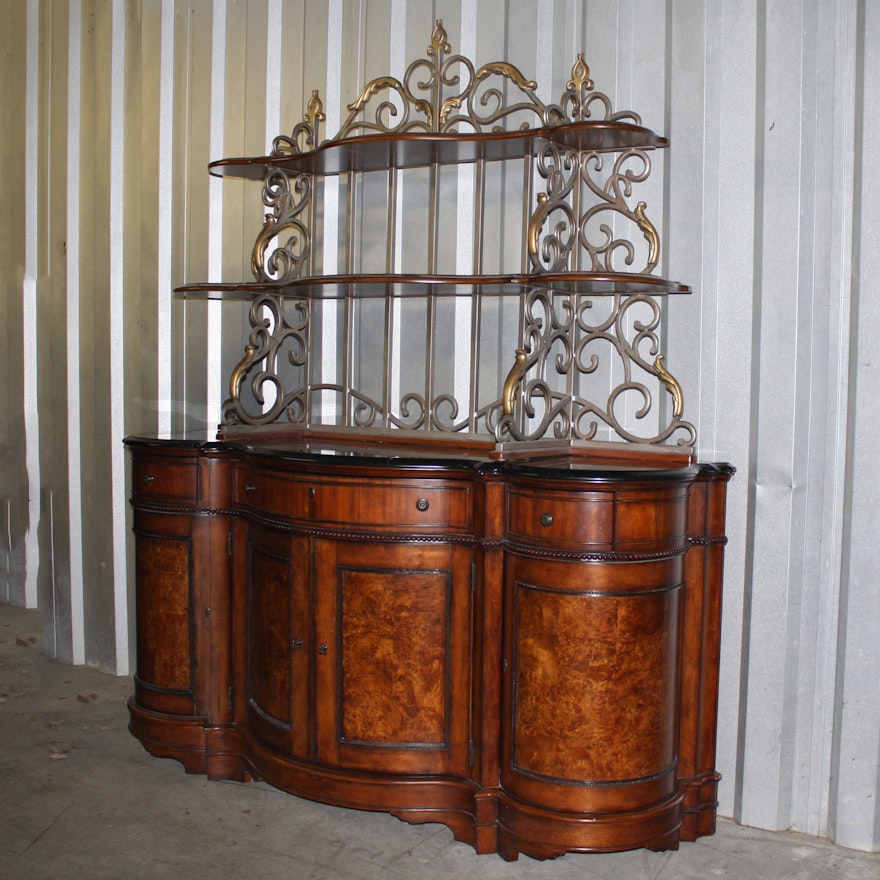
475 61 538 93
634 201 660 272
502 349 529 416
229 345 257 403
527 192 551 267
653 354 683 418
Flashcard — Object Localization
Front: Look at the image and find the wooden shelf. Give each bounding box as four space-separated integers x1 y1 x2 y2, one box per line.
174 271 690 300
209 122 668 180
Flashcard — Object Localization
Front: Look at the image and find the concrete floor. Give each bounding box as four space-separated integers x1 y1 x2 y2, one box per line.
1 603 878 880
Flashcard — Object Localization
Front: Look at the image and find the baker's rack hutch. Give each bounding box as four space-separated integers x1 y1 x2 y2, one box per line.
126 23 732 860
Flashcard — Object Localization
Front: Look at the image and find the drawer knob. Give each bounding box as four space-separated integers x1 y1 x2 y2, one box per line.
308 487 316 499
416 497 430 512
291 638 304 650
141 474 155 485
540 512 554 527
244 483 256 493
318 643 328 656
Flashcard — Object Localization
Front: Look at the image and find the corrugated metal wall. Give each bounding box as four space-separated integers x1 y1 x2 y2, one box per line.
1 0 878 853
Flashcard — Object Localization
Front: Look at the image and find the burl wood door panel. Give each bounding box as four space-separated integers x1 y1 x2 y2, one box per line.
246 526 311 758
502 553 682 814
314 540 472 776
132 512 196 717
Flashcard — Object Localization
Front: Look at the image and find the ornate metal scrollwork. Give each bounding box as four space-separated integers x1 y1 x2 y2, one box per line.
334 21 550 136
221 294 310 426
250 170 312 284
225 23 693 449
272 90 326 156
547 53 643 126
495 289 696 446
528 144 660 274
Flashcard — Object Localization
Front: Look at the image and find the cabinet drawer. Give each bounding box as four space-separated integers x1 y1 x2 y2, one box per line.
235 469 472 533
507 484 691 552
132 458 199 504
507 489 614 549
234 468 311 518
312 479 472 532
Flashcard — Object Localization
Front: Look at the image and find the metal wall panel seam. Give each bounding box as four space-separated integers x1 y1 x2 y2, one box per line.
157 0 175 437
784 0 824 838
66 0 85 666
820 0 859 846
790 0 855 839
206 0 226 426
265 0 282 151
109 0 129 676
740 0 817 833
24 0 42 609
829 0 880 851
736 0 768 827
320 0 344 420
454 1 479 419
388 0 406 412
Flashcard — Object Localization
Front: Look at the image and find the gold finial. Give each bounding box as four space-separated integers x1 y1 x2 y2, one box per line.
429 20 451 56
304 90 325 128
568 53 594 91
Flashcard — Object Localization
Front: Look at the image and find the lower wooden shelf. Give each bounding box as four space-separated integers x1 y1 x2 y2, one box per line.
125 435 733 860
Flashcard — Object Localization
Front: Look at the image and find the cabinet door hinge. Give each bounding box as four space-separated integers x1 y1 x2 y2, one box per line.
227 685 234 711
227 530 233 556
471 562 477 592
468 738 474 769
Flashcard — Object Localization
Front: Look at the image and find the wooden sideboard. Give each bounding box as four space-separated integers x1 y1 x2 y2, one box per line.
128 23 735 860
126 435 732 860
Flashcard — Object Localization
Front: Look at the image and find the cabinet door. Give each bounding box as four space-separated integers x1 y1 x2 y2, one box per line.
502 550 682 815
314 539 473 777
245 524 311 759
132 510 199 717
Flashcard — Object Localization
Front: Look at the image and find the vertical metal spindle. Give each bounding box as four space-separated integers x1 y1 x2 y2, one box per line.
518 155 535 436
343 170 358 427
469 158 486 432
425 161 440 429
306 170 320 428
383 167 398 429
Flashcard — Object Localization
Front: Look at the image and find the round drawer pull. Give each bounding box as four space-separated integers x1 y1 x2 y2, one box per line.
416 497 430 512
244 483 256 493
318 643 328 656
141 474 155 485
308 487 316 499
540 512 554 527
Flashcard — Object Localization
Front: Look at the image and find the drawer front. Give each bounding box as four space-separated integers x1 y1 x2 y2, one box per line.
132 457 199 504
507 484 691 552
235 468 473 534
234 467 311 519
507 488 614 549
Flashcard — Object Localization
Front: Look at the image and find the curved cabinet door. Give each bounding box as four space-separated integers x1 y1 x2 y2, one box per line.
313 539 473 777
132 510 200 718
245 524 311 759
502 551 682 815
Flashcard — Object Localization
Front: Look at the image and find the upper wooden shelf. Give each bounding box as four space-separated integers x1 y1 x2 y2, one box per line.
209 123 668 180
174 271 690 301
